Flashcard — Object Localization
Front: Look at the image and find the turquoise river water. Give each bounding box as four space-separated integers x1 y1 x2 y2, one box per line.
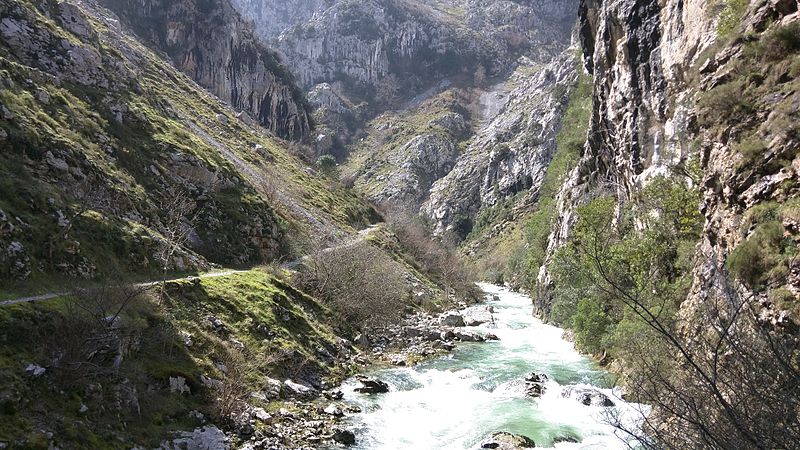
336 283 646 449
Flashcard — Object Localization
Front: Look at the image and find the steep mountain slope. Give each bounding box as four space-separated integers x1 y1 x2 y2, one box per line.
0 1 478 448
512 0 800 447
423 50 579 237
230 0 580 217
542 0 799 317
102 0 312 140
0 0 375 288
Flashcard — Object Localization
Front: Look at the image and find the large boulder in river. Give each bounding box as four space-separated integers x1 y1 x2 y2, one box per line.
463 306 494 326
332 427 356 446
561 386 615 407
523 373 548 398
354 375 389 394
493 373 548 398
454 331 485 342
478 431 536 449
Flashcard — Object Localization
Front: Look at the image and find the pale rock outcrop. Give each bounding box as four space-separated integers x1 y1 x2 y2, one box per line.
424 51 579 236
162 426 229 450
477 431 536 449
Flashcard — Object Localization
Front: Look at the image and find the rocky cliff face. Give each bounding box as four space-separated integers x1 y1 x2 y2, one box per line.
537 0 800 320
424 51 579 236
231 0 334 41
101 0 312 140
268 0 577 92
257 0 580 221
230 0 580 215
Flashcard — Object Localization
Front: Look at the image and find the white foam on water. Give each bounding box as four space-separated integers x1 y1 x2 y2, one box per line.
338 284 647 450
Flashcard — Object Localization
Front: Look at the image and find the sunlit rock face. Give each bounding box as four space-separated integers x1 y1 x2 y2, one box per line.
538 0 800 322
231 0 335 41
231 0 580 217
236 0 577 91
101 0 312 140
423 50 580 236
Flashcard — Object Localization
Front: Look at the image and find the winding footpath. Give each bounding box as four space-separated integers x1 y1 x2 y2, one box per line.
0 225 377 307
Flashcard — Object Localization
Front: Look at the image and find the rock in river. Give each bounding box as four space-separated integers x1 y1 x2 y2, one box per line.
561 386 615 407
478 431 536 449
332 427 356 446
440 312 466 327
354 375 389 394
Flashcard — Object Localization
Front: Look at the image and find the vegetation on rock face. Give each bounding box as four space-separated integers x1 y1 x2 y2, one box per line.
542 2 800 447
717 0 748 38
697 18 800 300
469 64 592 288
699 21 800 172
548 173 703 358
727 199 800 291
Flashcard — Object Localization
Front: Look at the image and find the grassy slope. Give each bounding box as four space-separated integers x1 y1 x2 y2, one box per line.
0 0 378 296
0 269 351 448
0 1 380 445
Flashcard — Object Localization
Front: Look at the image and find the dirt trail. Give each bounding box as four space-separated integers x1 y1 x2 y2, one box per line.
0 226 379 307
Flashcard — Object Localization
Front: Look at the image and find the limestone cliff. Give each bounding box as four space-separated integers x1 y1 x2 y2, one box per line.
101 0 312 140
424 51 579 236
537 0 800 322
231 0 334 41
231 0 580 214
270 0 577 93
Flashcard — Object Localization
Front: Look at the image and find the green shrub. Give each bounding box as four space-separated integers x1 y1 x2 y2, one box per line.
697 79 753 125
548 174 702 359
732 134 768 167
727 220 793 288
523 204 555 279
770 288 796 309
573 297 612 355
717 0 747 38
746 22 800 62
316 154 339 178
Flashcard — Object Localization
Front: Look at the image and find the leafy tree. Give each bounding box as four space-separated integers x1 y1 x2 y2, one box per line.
548 173 800 449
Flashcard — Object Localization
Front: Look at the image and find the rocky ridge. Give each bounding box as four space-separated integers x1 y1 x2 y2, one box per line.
424 50 580 236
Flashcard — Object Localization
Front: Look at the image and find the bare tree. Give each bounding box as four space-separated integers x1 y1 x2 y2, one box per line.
47 282 146 385
383 207 478 303
155 187 199 293
47 184 103 270
566 226 800 450
295 240 408 329
209 347 274 425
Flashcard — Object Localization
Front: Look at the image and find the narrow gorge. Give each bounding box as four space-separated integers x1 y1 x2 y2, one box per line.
0 0 797 449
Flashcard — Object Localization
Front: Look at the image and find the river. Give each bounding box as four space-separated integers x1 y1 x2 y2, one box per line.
336 283 646 449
